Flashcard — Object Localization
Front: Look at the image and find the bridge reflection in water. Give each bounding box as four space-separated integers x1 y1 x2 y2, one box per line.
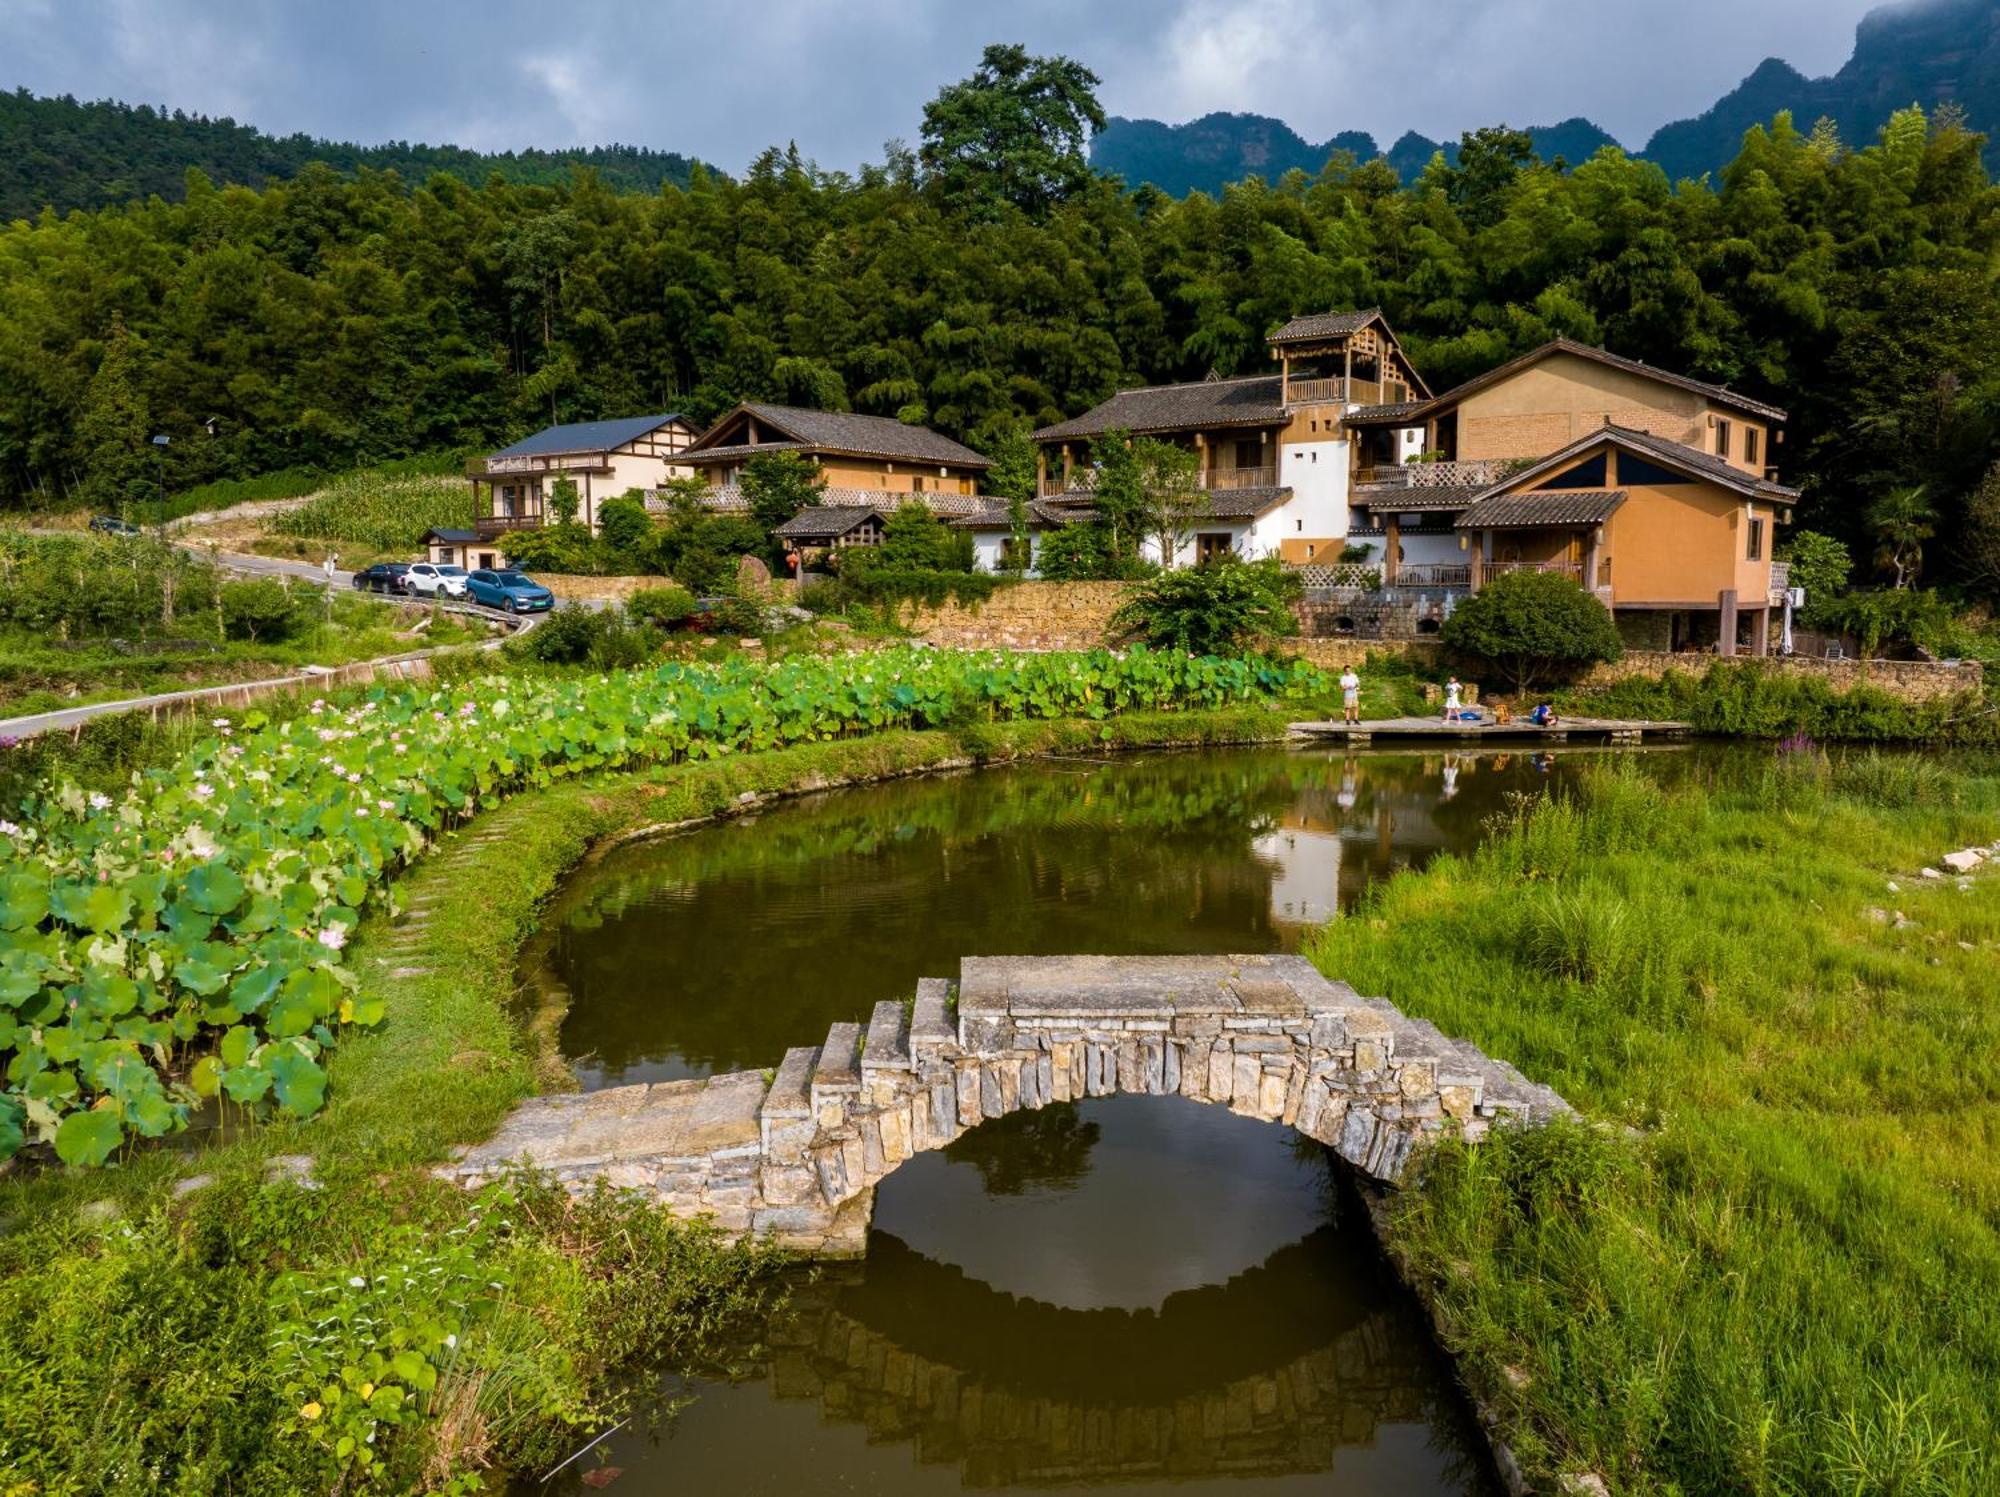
565 1099 1498 1495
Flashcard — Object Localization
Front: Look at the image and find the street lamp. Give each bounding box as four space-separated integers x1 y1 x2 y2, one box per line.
151 434 170 539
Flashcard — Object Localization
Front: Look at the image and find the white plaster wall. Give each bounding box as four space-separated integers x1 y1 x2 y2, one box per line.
1274 437 1350 538
1396 531 1468 568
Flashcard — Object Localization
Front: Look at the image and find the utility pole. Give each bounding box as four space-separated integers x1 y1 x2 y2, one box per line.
151 434 171 540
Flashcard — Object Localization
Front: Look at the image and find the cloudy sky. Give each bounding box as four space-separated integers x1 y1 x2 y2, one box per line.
3 0 1883 169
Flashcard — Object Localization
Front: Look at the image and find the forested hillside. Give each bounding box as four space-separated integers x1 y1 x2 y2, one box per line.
0 89 702 220
3 44 1998 593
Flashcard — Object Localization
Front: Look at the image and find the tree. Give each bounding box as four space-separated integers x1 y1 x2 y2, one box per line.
1964 463 2000 603
1440 571 1623 694
598 492 654 558
740 451 825 541
983 427 1038 573
1132 437 1210 568
919 43 1105 219
1868 484 1935 589
547 475 581 528
869 502 973 572
1781 530 1853 624
1109 555 1300 656
76 317 151 518
1087 432 1145 558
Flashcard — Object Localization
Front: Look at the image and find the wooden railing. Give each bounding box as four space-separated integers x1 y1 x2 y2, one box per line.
474 513 546 538
1284 377 1347 406
1393 564 1472 589
1485 561 1582 583
1205 464 1276 490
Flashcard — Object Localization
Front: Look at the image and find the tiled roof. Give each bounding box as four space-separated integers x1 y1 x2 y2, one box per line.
1200 486 1292 518
1266 308 1384 345
1354 484 1487 513
1456 489 1628 530
489 413 685 459
1343 400 1432 425
1472 425 1800 507
1603 425 1800 500
683 403 991 469
1032 376 1287 441
667 484 985 517
774 506 887 539
423 528 480 542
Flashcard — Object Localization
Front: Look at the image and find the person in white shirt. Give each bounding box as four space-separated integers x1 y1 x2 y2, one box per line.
1443 676 1463 723
1338 666 1361 724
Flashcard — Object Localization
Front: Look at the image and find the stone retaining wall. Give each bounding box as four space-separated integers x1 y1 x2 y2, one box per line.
903 582 1130 651
1580 651 1984 703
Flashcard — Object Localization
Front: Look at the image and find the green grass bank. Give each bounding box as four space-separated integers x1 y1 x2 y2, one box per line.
1312 749 2000 1495
0 704 1300 1495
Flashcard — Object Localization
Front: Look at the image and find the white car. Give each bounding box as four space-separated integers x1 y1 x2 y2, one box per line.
405 563 469 598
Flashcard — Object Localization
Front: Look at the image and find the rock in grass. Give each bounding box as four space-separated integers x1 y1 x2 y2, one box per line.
1940 849 1985 874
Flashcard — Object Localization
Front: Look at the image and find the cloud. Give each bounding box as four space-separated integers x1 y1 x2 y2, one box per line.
0 0 1886 171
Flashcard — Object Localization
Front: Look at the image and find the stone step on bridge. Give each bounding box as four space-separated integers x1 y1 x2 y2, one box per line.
442 955 1571 1255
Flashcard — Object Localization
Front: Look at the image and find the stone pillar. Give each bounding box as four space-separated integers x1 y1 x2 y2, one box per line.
1718 589 1739 656
1384 519 1400 587
1750 605 1770 657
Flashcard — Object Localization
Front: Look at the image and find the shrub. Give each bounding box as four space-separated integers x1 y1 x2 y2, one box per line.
1441 570 1622 693
598 493 655 560
1783 529 1852 624
511 603 603 664
625 585 700 629
219 577 309 642
502 525 603 576
1109 555 1300 656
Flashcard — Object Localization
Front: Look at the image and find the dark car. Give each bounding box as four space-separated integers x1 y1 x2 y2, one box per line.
465 568 556 614
351 562 412 595
89 515 144 538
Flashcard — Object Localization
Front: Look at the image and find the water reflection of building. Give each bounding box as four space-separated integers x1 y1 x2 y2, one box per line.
1254 828 1343 929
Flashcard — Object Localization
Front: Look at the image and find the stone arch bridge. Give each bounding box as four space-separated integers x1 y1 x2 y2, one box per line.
445 955 1570 1255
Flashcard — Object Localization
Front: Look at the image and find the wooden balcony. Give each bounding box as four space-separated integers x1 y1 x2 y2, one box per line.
1393 564 1472 589
1204 464 1276 490
1283 376 1348 406
474 513 546 540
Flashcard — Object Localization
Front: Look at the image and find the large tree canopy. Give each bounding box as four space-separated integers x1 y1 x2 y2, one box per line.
918 43 1106 220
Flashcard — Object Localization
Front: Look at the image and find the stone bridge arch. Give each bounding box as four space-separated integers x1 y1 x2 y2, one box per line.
446 955 1569 1255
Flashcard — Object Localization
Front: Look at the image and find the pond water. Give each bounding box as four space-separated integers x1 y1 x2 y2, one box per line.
527 746 1636 1494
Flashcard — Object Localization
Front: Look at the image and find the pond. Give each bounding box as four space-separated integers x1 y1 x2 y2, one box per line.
527 745 1641 1494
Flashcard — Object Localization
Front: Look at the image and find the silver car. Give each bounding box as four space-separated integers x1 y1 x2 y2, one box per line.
405 563 469 598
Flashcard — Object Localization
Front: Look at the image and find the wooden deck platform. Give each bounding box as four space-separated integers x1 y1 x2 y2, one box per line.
1288 715 1690 745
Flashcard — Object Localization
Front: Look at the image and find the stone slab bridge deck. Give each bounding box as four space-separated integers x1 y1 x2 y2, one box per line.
442 955 1572 1255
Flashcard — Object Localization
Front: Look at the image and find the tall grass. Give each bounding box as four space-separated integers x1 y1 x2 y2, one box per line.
1310 755 2000 1494
269 469 474 551
1562 660 1995 744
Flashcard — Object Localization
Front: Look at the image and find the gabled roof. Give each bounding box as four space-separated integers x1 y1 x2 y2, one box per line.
423 528 480 543
1356 485 1490 514
1266 308 1387 345
1455 489 1628 530
683 403 991 469
1410 339 1787 425
774 506 889 539
1464 424 1800 513
1032 375 1288 442
489 413 688 459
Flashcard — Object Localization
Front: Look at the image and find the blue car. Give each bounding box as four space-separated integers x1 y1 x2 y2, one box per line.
466 568 556 614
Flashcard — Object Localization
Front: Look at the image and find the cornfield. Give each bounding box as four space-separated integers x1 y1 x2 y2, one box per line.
269 472 473 552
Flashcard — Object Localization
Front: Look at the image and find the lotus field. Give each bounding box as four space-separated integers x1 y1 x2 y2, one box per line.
0 647 1321 1165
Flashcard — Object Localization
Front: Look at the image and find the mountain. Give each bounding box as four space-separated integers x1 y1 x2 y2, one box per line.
1644 0 2000 180
0 90 704 221
1091 0 2000 194
1092 111 1622 194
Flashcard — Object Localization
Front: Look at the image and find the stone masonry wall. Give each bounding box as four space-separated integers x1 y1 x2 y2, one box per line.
903 582 1130 651
443 955 1571 1258
1580 651 1984 703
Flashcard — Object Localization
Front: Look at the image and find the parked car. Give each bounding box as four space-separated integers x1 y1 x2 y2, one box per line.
89 515 144 537
351 562 412 595
405 563 468 598
466 568 556 614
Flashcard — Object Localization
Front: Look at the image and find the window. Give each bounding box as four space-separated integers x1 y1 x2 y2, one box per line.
1747 516 1765 561
1715 419 1733 459
1196 532 1234 564
1234 439 1262 469
1617 454 1694 486
1744 427 1761 467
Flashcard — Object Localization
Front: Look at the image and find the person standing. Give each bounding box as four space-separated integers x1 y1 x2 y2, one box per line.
1443 676 1463 723
1338 664 1362 725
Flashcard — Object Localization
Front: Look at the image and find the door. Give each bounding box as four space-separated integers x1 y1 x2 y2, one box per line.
1196 532 1233 565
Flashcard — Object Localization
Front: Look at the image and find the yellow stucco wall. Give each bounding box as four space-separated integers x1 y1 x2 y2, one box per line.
1456 354 1707 460
1600 476 1776 606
